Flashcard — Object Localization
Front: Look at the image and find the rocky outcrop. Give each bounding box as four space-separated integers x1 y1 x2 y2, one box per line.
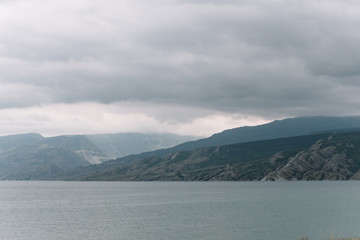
263 135 360 180
51 131 360 181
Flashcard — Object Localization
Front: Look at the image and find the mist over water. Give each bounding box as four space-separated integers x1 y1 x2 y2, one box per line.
0 181 359 240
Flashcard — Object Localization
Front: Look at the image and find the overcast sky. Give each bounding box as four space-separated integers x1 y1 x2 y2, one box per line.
0 0 360 137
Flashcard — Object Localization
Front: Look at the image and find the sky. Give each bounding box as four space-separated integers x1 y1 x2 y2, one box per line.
1 0 360 137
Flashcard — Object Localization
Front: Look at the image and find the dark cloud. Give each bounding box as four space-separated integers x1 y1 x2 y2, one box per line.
1 0 360 119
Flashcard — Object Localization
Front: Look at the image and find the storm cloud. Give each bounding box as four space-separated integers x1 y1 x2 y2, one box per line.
1 0 360 136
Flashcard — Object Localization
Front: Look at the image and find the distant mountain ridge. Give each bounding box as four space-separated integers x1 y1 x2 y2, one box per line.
87 133 197 159
0 132 197 180
52 116 360 181
0 133 44 152
104 116 360 163
2 116 360 180
65 131 360 181
168 116 360 151
66 133 330 181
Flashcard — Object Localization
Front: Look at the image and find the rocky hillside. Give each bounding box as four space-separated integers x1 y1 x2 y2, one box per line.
263 133 360 180
108 116 360 162
0 133 196 180
66 131 360 181
0 135 102 180
3 116 360 180
157 116 360 154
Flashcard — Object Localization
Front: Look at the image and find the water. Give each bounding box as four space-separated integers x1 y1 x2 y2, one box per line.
0 181 360 240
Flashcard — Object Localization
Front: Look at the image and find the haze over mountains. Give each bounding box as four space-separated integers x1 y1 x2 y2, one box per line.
2 116 360 180
78 132 360 181
0 133 197 180
153 116 360 155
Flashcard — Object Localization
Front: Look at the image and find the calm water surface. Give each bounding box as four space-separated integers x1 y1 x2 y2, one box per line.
0 181 359 240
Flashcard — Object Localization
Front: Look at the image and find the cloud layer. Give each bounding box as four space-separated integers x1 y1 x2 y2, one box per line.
1 0 360 136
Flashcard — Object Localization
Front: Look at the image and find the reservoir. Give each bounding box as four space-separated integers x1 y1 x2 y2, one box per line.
0 181 359 240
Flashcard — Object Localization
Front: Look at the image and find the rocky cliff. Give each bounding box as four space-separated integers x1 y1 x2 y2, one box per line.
263 134 360 180
69 131 360 181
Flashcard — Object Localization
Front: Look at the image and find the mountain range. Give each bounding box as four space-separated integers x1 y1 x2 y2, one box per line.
53 116 360 181
70 131 360 181
2 116 360 180
0 133 196 180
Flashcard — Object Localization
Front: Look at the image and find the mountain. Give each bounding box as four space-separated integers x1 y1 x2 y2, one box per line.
161 116 360 153
263 132 360 180
0 133 44 152
87 133 197 159
50 116 360 181
62 131 360 181
0 135 101 180
88 116 360 165
41 135 110 164
3 116 360 180
0 132 197 180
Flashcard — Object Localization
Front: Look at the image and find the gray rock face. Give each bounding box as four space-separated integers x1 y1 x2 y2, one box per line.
263 135 360 181
68 131 360 181
3 116 360 181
